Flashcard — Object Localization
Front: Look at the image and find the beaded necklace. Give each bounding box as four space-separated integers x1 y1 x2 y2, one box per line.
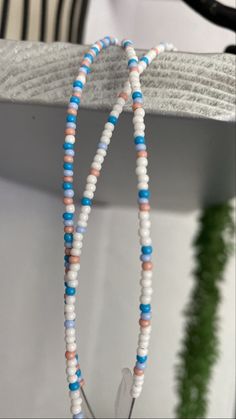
62 36 174 418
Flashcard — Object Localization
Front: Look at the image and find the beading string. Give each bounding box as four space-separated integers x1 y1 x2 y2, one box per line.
62 36 174 418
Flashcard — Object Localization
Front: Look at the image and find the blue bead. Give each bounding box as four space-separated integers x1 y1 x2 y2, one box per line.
84 53 94 63
108 115 118 125
140 254 151 262
137 355 148 363
64 320 75 328
63 163 73 171
66 287 76 296
140 56 149 65
139 190 150 199
141 312 152 321
63 212 73 220
73 413 84 419
73 80 84 89
142 245 153 255
64 189 74 198
122 40 133 48
132 91 143 100
64 233 73 242
80 64 90 73
140 303 151 313
136 361 146 370
64 255 69 262
69 381 80 391
75 354 79 361
81 197 92 206
63 182 73 190
66 114 76 123
70 96 80 105
63 143 74 150
134 136 145 144
76 369 82 378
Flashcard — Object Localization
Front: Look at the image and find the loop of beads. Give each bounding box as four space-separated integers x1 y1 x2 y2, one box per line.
62 36 174 417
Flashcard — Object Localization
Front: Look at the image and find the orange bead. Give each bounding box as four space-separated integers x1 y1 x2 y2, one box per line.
90 168 100 177
139 203 150 211
142 261 153 271
137 151 148 158
65 351 76 360
64 155 74 163
118 92 128 101
64 226 74 233
69 256 80 264
63 197 73 205
139 319 151 328
132 103 142 111
134 367 144 376
65 128 75 136
67 108 77 116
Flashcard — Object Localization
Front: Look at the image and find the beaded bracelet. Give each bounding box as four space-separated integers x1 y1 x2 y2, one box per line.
62 36 174 418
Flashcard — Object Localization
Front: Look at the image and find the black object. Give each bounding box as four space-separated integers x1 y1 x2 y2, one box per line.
225 44 236 54
182 0 236 32
54 0 64 41
77 0 90 44
21 0 30 40
40 0 47 42
0 0 10 39
68 0 77 43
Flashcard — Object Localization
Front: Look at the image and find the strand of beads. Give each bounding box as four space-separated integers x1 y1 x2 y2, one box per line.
63 36 120 419
63 38 174 418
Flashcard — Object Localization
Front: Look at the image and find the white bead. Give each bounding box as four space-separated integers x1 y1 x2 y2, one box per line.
78 220 87 227
81 205 91 214
65 336 75 344
70 263 80 272
140 295 152 305
134 374 145 384
133 383 143 391
70 390 81 400
70 249 81 257
66 367 77 376
73 240 82 249
140 237 152 246
100 136 110 145
79 213 88 222
105 122 114 132
66 270 77 280
113 104 123 113
67 343 77 352
140 220 151 229
134 108 145 117
136 157 148 167
117 97 125 106
65 295 76 305
141 325 152 335
137 182 149 190
71 405 82 415
83 190 94 199
65 135 75 144
103 129 112 139
67 359 77 368
142 270 153 279
138 340 149 349
97 148 106 157
94 154 104 164
91 162 101 171
64 312 76 321
87 175 97 184
140 278 152 288
67 279 79 288
137 347 148 357
137 174 149 183
72 398 83 407
141 287 153 296
139 211 150 220
110 110 119 118
66 328 75 337
64 304 75 313
134 123 145 132
77 74 86 83
134 130 145 138
135 166 147 176
133 116 143 124
66 204 75 213
139 333 150 343
67 374 77 384
138 228 150 238
138 61 147 72
73 232 83 241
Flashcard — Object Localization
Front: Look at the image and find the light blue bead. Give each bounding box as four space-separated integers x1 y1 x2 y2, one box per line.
133 97 143 104
64 170 73 177
138 198 149 204
141 312 152 321
136 361 146 370
64 320 75 328
98 142 107 150
140 254 151 262
76 226 86 234
64 189 74 198
64 242 72 248
73 413 84 419
64 220 73 226
73 86 82 93
65 149 75 156
69 102 78 110
66 122 76 129
136 144 146 151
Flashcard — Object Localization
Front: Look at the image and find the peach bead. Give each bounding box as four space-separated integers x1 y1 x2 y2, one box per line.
64 226 74 233
73 92 82 98
69 256 80 264
132 103 142 111
65 248 71 255
137 151 148 158
82 59 90 67
90 50 96 58
139 203 150 211
139 319 151 328
90 168 100 177
67 108 77 116
130 66 139 72
119 92 128 101
134 367 144 376
63 177 73 183
65 128 75 135
142 261 153 271
63 198 73 205
65 351 76 360
64 156 74 163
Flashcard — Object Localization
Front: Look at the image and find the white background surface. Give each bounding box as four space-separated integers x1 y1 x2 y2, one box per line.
0 177 235 418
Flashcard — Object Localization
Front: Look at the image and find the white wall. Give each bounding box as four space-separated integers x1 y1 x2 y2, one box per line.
0 177 234 418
